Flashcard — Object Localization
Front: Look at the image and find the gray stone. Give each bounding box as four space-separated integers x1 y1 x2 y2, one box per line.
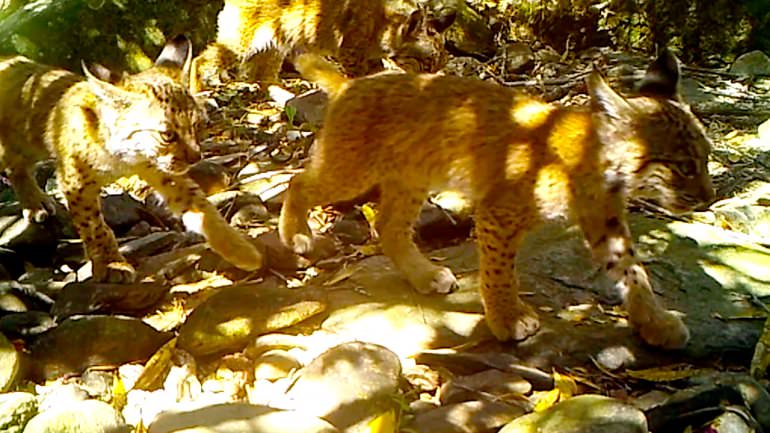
285 89 328 128
51 281 170 319
498 395 647 433
29 315 172 381
413 400 525 433
147 403 338 433
276 342 401 433
707 411 755 433
439 369 532 405
23 399 130 433
0 333 21 391
0 392 37 433
730 50 770 76
177 283 326 356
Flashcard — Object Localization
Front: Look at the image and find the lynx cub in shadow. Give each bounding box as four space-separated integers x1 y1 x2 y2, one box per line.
191 0 455 92
0 35 262 283
280 51 715 349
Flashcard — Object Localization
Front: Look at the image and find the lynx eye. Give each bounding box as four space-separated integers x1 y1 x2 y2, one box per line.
160 129 178 144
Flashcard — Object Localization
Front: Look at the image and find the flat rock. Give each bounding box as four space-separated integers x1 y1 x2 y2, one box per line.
29 315 172 381
730 50 770 76
148 403 338 433
439 369 532 405
0 392 37 433
23 399 129 433
275 342 401 433
177 283 327 357
51 281 169 319
498 395 647 433
412 400 525 433
0 332 21 391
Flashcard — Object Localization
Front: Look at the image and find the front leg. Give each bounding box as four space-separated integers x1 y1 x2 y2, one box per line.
142 168 262 272
59 164 135 283
579 204 689 349
475 205 540 341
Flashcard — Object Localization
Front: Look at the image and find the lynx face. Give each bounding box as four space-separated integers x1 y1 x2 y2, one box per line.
89 64 204 176
590 62 714 214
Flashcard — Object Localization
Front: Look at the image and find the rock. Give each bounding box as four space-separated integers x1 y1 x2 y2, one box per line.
0 332 21 391
51 281 169 319
147 403 338 433
177 284 326 357
0 311 56 339
500 42 535 74
759 117 770 142
439 369 532 405
706 410 756 433
285 89 329 128
253 349 302 381
100 193 146 232
0 392 37 433
413 400 524 433
29 315 172 381
413 351 554 390
730 51 770 76
275 342 401 433
118 231 190 262
23 399 130 433
498 395 647 433
441 0 495 57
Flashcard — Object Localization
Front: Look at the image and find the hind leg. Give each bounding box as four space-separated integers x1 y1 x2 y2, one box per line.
377 181 457 294
5 163 56 223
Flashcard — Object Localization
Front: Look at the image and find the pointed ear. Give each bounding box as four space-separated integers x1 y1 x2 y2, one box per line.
638 48 680 100
587 69 632 119
430 9 456 33
154 34 193 84
82 60 130 104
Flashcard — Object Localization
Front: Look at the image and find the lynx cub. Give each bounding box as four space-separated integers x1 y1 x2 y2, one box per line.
191 0 455 92
0 35 262 283
280 51 715 349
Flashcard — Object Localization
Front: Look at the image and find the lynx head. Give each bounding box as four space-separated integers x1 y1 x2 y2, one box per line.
84 35 205 175
381 1 455 73
589 49 715 214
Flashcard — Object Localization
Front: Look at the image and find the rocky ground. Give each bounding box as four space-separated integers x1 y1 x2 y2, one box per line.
1 46 770 433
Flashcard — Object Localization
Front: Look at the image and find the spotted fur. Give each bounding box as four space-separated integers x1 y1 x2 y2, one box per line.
191 0 455 92
280 51 715 349
0 35 262 283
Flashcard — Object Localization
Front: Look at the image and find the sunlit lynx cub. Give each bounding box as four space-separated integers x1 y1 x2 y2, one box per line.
280 51 715 349
191 0 455 92
0 35 262 283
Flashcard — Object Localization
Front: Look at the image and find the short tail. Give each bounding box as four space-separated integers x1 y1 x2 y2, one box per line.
294 53 348 97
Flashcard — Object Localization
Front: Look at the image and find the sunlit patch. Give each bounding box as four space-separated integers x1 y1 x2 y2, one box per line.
548 112 592 168
533 163 570 219
512 99 553 129
504 143 532 181
182 210 205 234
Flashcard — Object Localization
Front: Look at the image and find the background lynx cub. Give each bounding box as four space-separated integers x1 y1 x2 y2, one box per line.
280 51 715 349
0 35 262 283
191 0 455 92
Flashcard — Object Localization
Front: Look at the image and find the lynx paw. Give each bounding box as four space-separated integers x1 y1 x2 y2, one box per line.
631 309 690 349
485 301 541 341
22 196 57 223
93 260 136 284
411 266 458 294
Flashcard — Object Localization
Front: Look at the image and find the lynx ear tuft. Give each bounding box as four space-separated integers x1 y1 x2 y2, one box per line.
638 48 681 100
587 69 631 120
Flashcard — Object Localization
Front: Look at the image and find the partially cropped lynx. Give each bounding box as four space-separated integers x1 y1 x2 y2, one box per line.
280 51 715 349
191 0 455 92
0 35 262 283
